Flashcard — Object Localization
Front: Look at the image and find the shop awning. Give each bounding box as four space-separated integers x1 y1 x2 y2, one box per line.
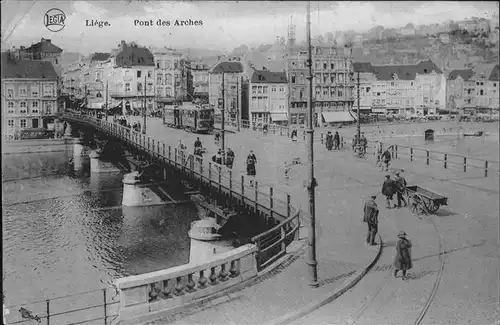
270 113 288 121
322 112 356 123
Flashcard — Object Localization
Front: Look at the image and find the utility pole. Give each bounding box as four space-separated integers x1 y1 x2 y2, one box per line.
143 74 147 134
305 0 318 288
236 75 240 131
105 80 109 121
357 71 361 141
221 72 226 165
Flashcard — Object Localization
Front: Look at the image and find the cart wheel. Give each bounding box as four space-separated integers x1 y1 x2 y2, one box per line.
428 201 440 213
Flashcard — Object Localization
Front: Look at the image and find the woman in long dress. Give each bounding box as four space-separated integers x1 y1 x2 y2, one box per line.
394 231 412 280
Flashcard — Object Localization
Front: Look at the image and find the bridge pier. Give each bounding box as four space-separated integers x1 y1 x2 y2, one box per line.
72 141 87 172
122 172 164 207
64 122 73 138
89 149 120 173
188 218 235 265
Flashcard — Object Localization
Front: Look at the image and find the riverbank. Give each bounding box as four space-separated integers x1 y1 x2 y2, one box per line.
2 138 81 155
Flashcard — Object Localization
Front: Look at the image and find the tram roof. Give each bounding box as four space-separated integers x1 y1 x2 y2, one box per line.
168 104 213 110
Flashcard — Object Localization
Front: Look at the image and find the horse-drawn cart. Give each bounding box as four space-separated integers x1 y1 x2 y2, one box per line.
406 185 448 214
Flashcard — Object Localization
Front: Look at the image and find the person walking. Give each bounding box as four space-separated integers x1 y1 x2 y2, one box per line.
394 231 412 280
325 131 334 151
291 129 298 142
360 133 367 155
363 194 379 246
382 174 396 208
246 150 257 187
226 148 235 169
394 170 408 208
381 147 392 171
376 140 384 167
333 131 340 150
194 137 203 156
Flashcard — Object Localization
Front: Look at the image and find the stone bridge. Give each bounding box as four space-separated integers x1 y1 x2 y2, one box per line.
61 113 302 325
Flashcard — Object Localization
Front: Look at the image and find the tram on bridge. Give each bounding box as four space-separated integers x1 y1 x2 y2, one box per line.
163 104 214 133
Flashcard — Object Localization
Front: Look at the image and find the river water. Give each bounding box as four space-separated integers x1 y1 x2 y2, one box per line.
2 141 199 308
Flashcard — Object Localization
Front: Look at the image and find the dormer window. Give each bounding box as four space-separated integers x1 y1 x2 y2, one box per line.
424 69 428 73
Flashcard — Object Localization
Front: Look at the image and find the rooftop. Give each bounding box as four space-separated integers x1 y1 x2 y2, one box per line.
26 38 63 54
210 61 244 74
448 69 474 81
488 64 499 81
90 52 111 61
352 60 442 80
251 69 287 83
1 52 59 79
115 42 155 67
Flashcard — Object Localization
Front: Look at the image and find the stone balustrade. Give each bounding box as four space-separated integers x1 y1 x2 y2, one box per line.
116 244 258 325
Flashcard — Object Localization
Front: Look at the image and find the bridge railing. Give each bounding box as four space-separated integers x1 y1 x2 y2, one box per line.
64 113 302 322
4 288 119 325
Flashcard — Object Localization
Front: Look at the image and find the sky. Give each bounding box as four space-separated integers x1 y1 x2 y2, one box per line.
1 1 498 55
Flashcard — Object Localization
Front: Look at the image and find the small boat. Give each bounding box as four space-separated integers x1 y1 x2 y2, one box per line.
463 131 484 137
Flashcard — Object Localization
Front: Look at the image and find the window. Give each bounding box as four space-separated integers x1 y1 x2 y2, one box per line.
20 119 26 128
323 63 327 69
377 92 380 96
435 100 440 105
156 62 160 68
20 87 27 96
263 86 268 94
147 83 153 91
252 86 257 94
291 75 296 84
31 86 39 97
315 62 321 70
8 120 14 128
44 102 53 114
299 89 304 99
366 87 371 92
272 87 276 92
96 72 101 80
315 88 321 96
7 88 14 97
323 88 328 96
32 101 39 113
424 69 428 74
391 82 394 86
148 71 152 78
7 102 14 113
137 83 143 92
19 101 27 113
494 83 497 87
331 63 334 69
137 71 142 78
480 82 484 86
43 84 53 97
125 83 131 91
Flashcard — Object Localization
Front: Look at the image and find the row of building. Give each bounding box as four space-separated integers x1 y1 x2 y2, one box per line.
2 37 499 136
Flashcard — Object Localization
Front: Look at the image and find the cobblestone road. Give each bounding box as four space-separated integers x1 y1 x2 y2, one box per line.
131 117 498 325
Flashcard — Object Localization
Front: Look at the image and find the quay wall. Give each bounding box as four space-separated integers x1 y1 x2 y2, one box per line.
2 138 81 155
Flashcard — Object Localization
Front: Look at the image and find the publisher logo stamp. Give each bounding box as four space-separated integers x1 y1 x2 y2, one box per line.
44 8 66 32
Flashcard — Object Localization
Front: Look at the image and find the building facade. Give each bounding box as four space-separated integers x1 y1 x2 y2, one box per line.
354 60 445 116
249 69 288 125
287 45 355 125
209 59 244 122
446 69 476 112
2 53 59 138
191 62 210 103
153 47 190 108
106 41 155 115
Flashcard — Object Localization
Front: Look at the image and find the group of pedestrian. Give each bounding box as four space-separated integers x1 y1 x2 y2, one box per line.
351 133 368 155
381 170 407 209
325 131 341 151
363 171 412 280
211 148 235 169
132 121 141 133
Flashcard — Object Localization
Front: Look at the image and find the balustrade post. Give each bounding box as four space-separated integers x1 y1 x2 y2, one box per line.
103 289 107 325
485 160 488 177
241 175 245 198
287 127 290 137
463 157 467 172
391 145 395 159
174 148 178 168
254 181 258 211
341 136 344 148
426 151 429 165
168 145 172 162
321 133 324 144
163 143 166 158
229 170 233 192
410 148 413 161
303 131 305 140
444 154 448 169
287 194 291 218
269 187 274 219
147 137 150 152
395 145 398 159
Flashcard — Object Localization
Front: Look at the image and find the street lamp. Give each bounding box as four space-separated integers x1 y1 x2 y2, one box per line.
305 0 318 288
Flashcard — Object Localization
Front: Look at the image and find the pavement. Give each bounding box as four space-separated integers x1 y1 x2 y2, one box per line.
126 117 499 325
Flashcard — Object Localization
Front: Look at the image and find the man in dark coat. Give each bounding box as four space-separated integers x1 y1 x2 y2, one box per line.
363 194 379 245
381 147 392 171
333 131 340 150
194 137 203 156
394 170 407 208
382 174 396 208
246 150 257 186
394 231 412 279
325 131 334 150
